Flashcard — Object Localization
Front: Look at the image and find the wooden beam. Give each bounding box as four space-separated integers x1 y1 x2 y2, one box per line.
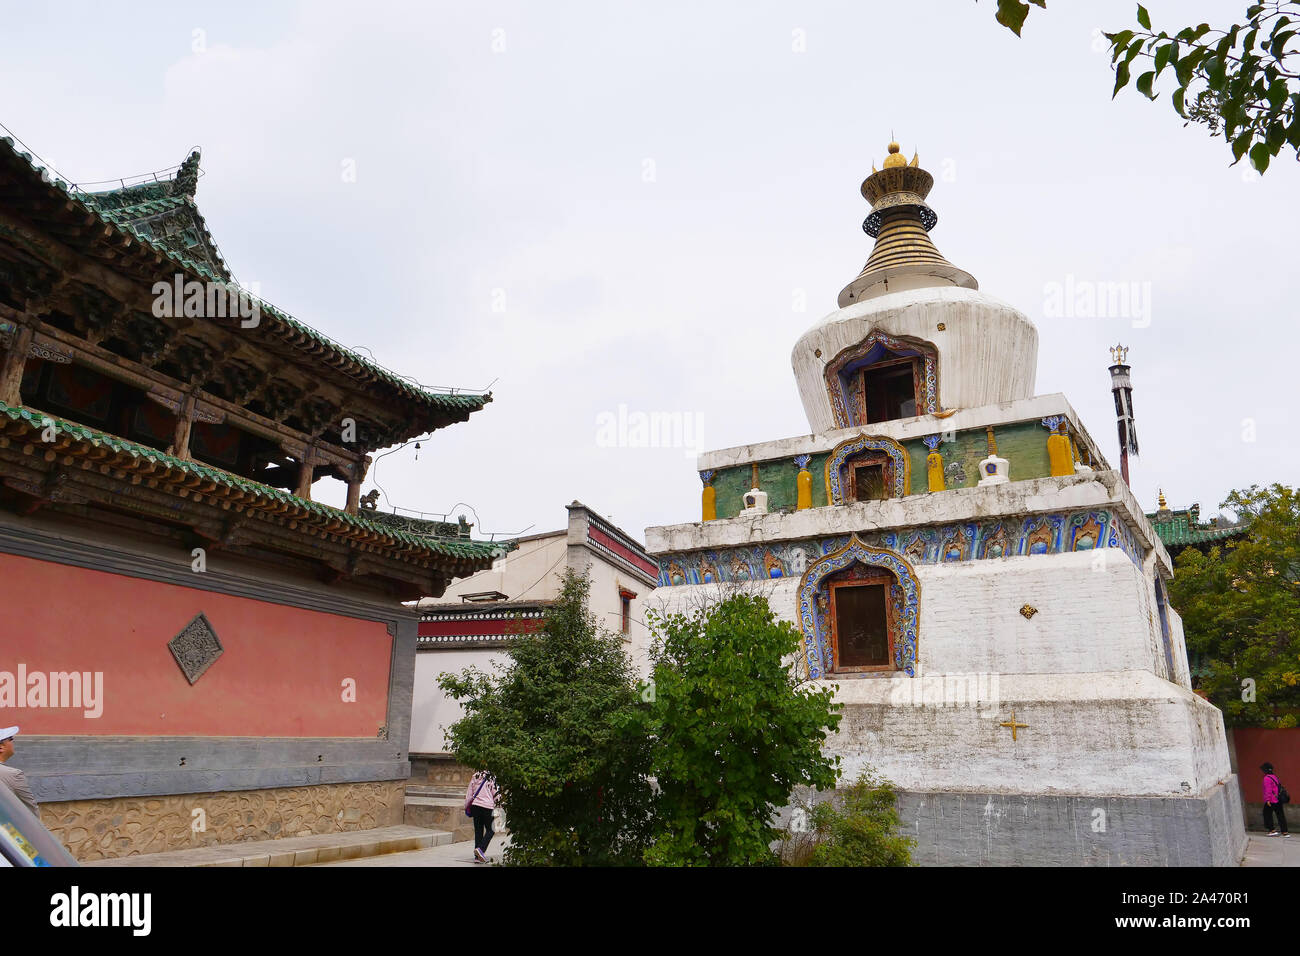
172 391 197 460
295 447 314 501
30 323 363 468
0 322 33 406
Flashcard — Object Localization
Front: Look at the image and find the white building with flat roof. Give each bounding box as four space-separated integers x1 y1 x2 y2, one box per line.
409 501 658 761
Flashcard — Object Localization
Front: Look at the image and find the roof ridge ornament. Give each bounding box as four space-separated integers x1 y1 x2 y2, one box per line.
174 150 201 197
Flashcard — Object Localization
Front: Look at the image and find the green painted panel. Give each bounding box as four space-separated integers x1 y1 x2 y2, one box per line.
710 466 750 519
702 421 1055 519
809 453 830 508
908 420 1052 490
757 460 796 512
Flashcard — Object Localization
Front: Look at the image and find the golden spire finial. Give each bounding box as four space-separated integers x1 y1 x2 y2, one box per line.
839 135 979 307
1157 489 1169 511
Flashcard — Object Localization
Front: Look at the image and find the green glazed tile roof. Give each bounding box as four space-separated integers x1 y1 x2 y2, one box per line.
1 137 489 416
79 152 231 280
0 399 511 563
1146 509 1249 548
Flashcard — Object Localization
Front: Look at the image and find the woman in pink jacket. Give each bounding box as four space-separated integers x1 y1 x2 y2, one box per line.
1261 762 1289 837
464 770 499 863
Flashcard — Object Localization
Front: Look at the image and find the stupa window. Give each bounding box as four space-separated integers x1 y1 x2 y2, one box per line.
862 358 919 423
847 451 894 502
850 457 888 501
823 332 939 428
829 569 896 672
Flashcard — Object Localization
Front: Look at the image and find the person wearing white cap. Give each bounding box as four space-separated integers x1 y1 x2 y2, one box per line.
0 726 39 818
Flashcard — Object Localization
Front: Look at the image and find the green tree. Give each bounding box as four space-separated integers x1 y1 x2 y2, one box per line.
789 769 915 867
438 568 655 865
1170 483 1300 728
644 592 842 866
989 1 1300 173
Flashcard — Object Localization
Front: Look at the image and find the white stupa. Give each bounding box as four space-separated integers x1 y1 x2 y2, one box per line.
644 141 1245 866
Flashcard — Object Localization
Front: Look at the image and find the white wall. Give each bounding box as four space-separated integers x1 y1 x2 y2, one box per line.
646 548 1233 797
441 533 568 602
649 551 1170 679
410 648 511 754
412 513 657 755
569 548 654 678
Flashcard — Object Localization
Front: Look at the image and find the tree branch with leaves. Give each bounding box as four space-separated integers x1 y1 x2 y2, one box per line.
990 1 1299 173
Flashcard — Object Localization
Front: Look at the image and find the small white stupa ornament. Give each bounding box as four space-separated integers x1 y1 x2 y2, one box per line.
738 487 769 516
977 426 1009 486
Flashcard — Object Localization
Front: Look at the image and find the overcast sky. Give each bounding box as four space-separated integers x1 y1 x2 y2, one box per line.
3 0 1295 548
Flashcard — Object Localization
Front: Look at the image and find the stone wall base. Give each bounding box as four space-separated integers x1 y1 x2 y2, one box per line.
409 754 473 790
892 778 1247 866
40 780 406 862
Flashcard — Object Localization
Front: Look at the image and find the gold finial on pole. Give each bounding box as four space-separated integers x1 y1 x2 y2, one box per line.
986 426 998 456
1110 343 1129 364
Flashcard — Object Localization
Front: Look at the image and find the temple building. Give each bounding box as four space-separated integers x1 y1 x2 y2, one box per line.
1147 491 1250 557
402 502 656 832
0 138 509 861
644 141 1246 866
409 502 656 762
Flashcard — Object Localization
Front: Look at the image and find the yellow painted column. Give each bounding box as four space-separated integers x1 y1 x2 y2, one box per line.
700 470 717 521
794 455 812 510
1043 417 1073 477
1047 434 1073 475
923 436 944 492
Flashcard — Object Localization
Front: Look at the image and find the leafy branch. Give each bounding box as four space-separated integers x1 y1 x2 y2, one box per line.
989 1 1300 173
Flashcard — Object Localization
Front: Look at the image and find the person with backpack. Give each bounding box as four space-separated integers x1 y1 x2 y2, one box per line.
1261 762 1290 837
464 770 499 863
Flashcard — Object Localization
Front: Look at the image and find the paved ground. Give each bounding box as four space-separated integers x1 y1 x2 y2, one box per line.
1241 833 1299 867
83 824 450 868
309 833 511 867
314 832 1290 868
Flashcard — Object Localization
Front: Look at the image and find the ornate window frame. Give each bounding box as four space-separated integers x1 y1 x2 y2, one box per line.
823 331 940 428
828 569 898 673
797 535 920 679
825 434 910 503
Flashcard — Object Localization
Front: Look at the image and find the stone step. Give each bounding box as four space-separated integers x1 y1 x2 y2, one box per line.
404 795 475 843
406 784 465 799
83 824 453 868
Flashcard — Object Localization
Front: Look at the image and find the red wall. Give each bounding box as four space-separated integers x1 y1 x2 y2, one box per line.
1234 728 1300 803
418 618 544 638
0 552 391 737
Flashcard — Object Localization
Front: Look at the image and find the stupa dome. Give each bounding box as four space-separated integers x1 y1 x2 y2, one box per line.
793 143 1038 434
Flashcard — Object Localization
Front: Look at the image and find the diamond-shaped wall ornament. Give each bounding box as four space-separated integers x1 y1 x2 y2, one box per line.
169 613 224 684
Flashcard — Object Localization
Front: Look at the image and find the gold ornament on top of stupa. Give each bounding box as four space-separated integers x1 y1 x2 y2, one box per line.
839 139 978 308
1157 489 1169 512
